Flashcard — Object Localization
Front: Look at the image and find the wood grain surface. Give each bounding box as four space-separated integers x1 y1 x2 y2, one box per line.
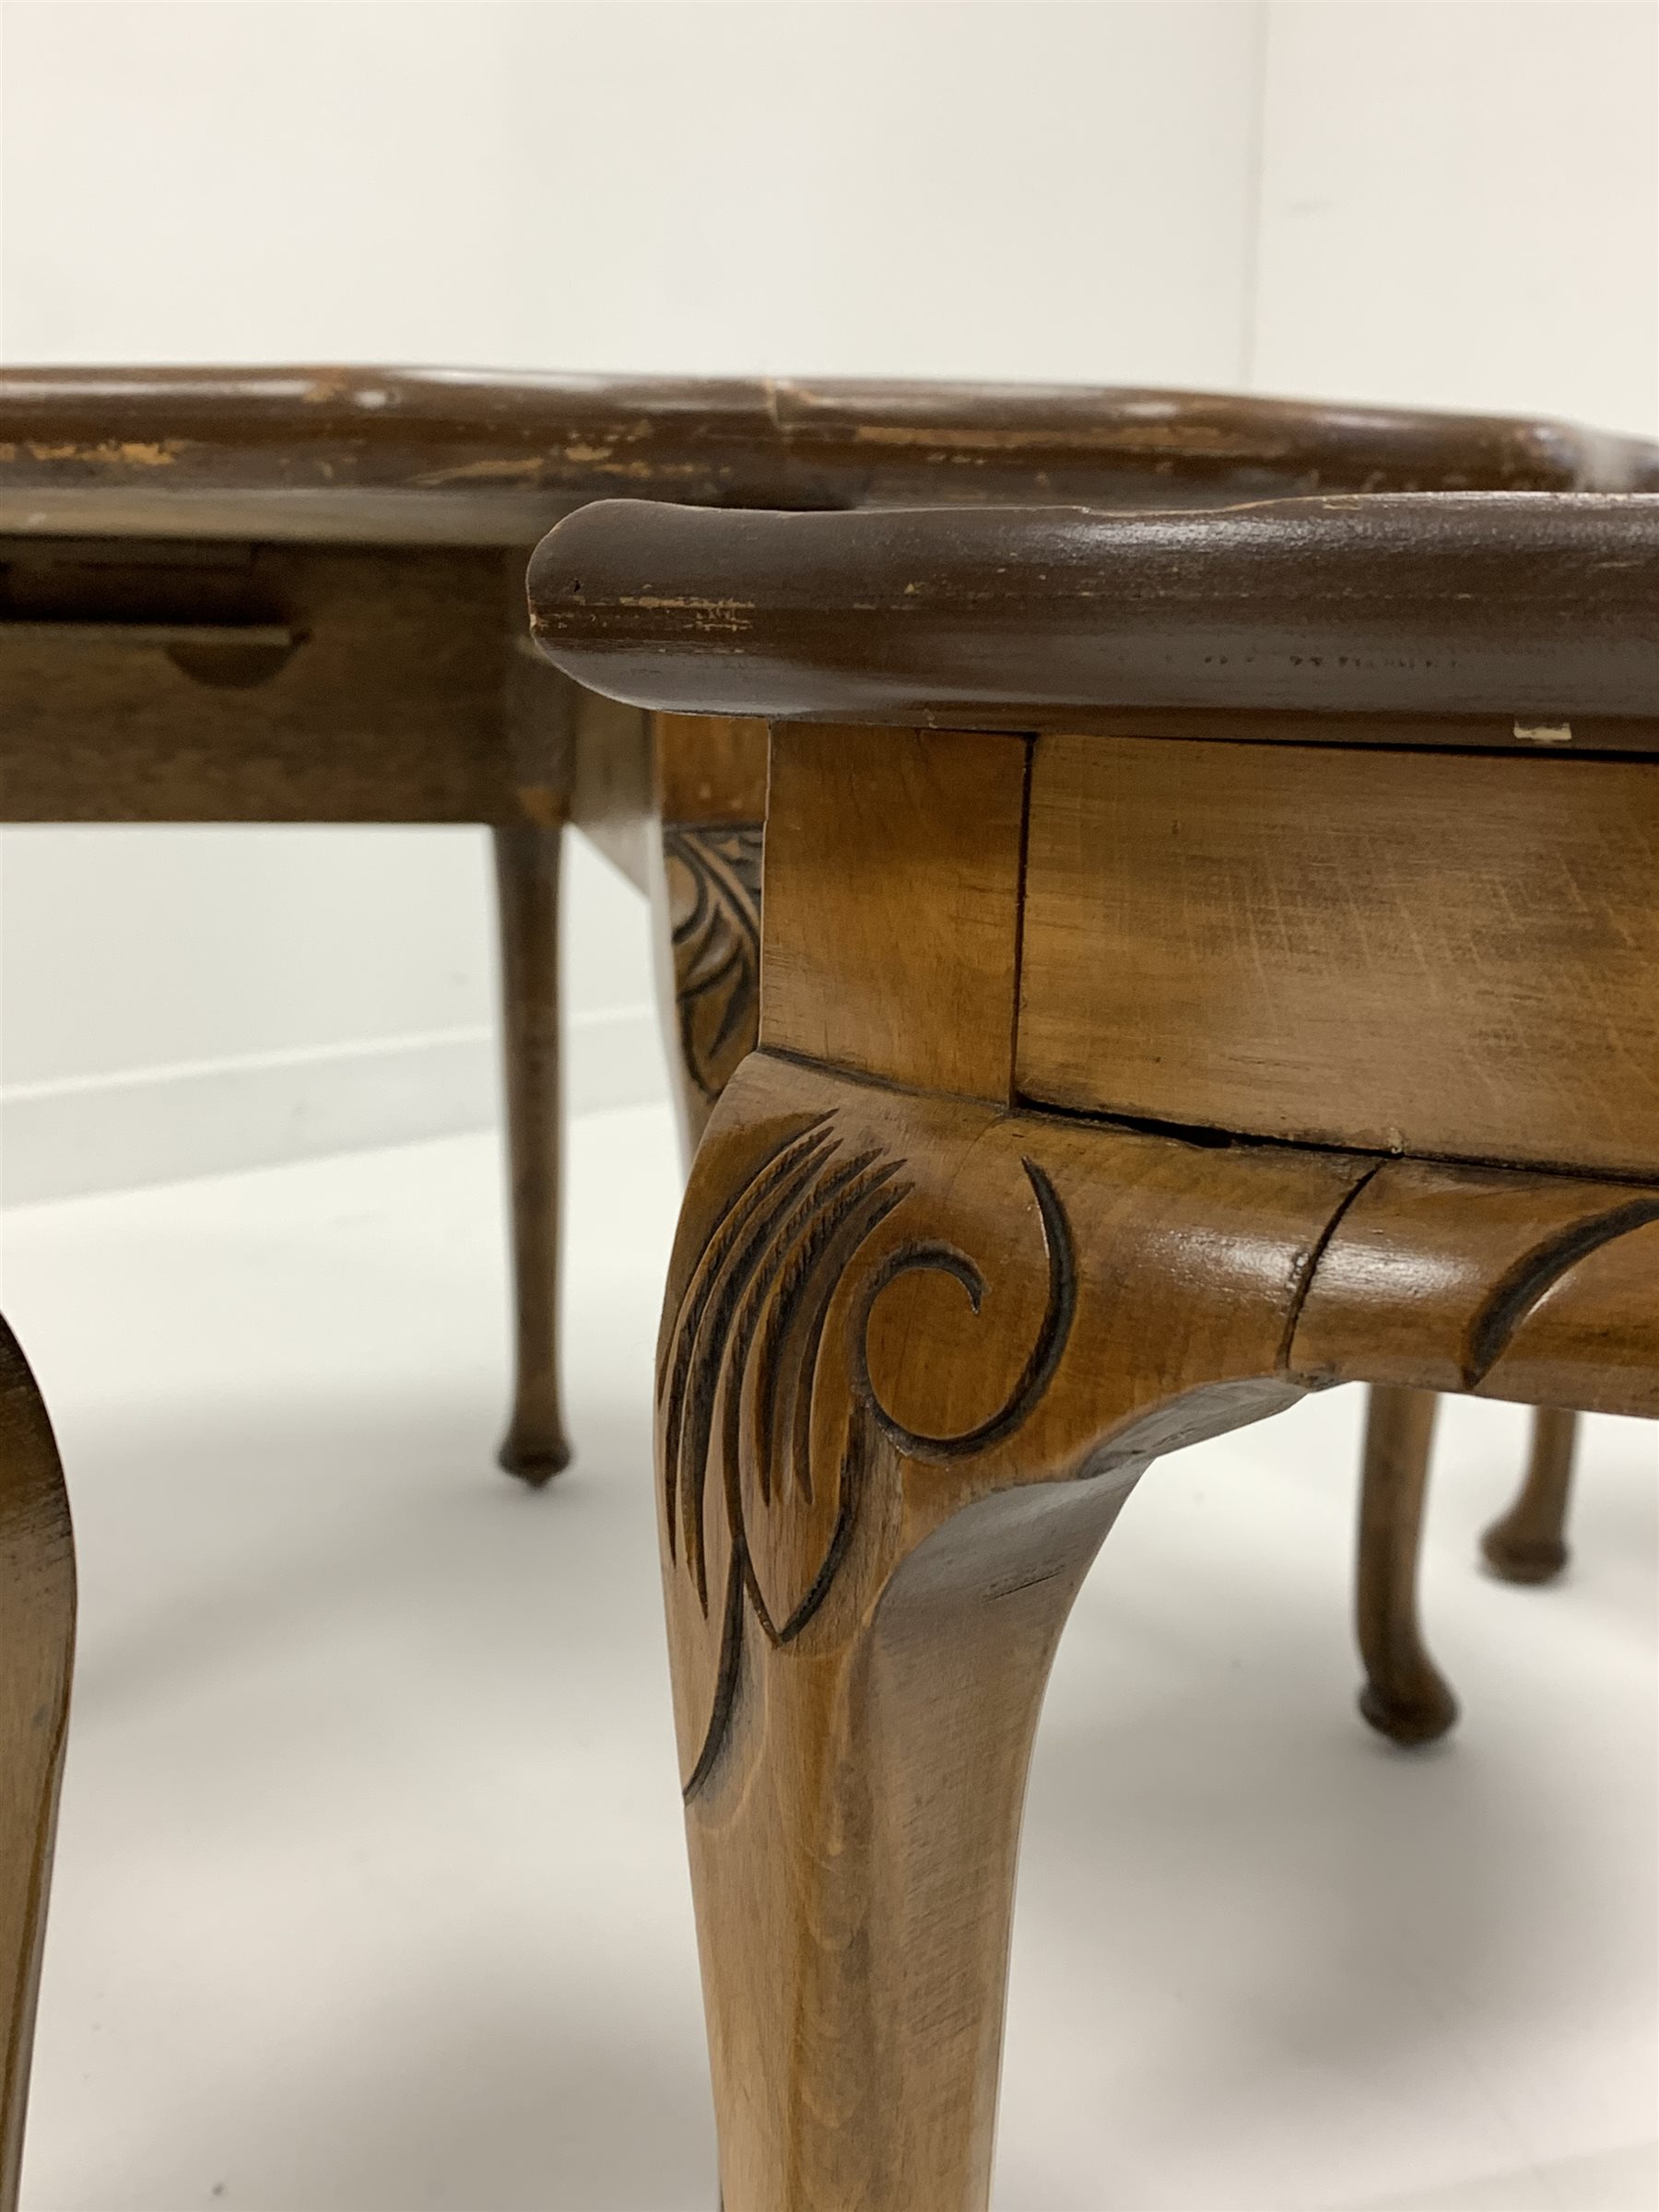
529 479 1659 2212
653 713 769 823
759 724 1030 1100
1016 734 1659 1177
0 544 561 823
659 1052 1356 2209
1289 1160 1659 1416
657 1041 1659 2209
8 368 1652 545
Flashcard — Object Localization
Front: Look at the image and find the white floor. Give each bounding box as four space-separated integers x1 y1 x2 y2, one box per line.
1 1105 1654 2212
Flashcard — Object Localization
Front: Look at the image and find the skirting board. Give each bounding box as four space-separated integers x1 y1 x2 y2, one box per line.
0 1003 665 1206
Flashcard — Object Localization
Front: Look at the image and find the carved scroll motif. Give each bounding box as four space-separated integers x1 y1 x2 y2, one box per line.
664 824 764 1113
1289 1159 1659 1410
659 1064 1659 1803
657 1112 1076 1797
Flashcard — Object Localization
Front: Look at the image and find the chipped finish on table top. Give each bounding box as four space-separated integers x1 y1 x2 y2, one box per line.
528 491 1659 737
3 366 1654 546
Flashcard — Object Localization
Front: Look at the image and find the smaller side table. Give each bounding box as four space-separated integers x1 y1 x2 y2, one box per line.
531 488 1659 2212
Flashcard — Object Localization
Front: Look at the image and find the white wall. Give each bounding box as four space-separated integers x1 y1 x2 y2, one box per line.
0 0 1264 1200
2 0 1654 1200
1252 0 1659 436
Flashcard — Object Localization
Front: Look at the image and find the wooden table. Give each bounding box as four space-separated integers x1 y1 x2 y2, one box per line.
6 369 1648 1492
1 377 1653 2202
530 487 1659 2212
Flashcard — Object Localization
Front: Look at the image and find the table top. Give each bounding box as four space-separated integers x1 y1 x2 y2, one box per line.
527 492 1659 744
3 367 1653 546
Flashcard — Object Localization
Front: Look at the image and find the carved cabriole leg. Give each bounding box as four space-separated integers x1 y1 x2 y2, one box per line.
492 822 571 1483
0 1312 76 2209
660 1053 1369 2212
1481 1407 1579 1583
1355 1385 1458 1747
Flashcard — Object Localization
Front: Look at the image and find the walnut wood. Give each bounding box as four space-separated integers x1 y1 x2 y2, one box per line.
492 824 571 1485
8 386 1643 1540
1482 1407 1580 1583
653 713 769 825
8 370 1651 546
661 1052 1659 2210
0 1313 76 2209
530 495 1659 2210
1355 1385 1457 1747
29 379 1625 1521
528 494 1659 743
1018 735 1659 1179
655 1038 1658 2206
662 1053 1356 2210
1288 1164 1659 1414
0 544 539 824
9 404 1648 2194
760 724 1030 1100
1 536 577 1510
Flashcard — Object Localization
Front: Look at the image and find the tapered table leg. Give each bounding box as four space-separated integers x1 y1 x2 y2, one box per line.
1356 1384 1458 1746
492 822 571 1483
1481 1406 1578 1583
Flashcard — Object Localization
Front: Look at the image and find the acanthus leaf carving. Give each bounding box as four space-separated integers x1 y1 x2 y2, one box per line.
658 1112 1077 1798
660 1069 1659 1802
663 823 763 1114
